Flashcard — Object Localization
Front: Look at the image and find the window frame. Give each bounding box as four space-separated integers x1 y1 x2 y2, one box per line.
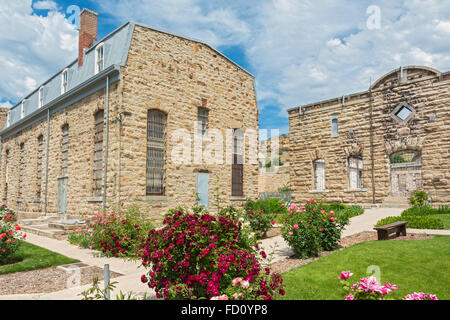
93 110 104 197
331 114 339 137
313 159 326 191
348 156 363 189
197 107 209 136
95 43 105 75
61 68 69 94
20 100 26 119
231 129 244 197
38 86 44 108
146 109 167 196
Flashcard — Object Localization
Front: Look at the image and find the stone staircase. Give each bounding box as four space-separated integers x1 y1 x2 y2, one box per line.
381 196 410 208
19 216 85 240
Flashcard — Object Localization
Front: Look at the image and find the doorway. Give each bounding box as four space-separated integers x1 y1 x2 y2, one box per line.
57 177 68 216
389 150 422 197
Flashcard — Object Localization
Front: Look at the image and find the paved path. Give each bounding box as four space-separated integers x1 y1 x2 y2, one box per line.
2 207 449 300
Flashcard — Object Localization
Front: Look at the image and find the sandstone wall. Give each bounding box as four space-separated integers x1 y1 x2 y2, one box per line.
0 83 122 219
117 25 259 221
288 67 450 205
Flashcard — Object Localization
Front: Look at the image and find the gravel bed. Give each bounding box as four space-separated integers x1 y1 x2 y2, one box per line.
269 231 434 274
0 265 122 295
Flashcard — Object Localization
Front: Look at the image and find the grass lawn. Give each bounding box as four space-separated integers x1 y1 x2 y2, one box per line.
281 236 450 300
0 241 79 275
430 214 450 230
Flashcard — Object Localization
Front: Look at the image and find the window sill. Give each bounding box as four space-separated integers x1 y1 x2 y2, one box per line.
230 197 246 201
146 195 170 201
344 188 368 193
308 190 330 194
87 197 103 203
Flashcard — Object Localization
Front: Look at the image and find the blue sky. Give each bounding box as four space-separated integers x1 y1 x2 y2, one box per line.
2 0 450 136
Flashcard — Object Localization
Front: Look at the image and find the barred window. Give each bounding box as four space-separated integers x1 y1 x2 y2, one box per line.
231 129 244 197
93 110 104 197
19 143 25 199
349 157 363 189
37 135 44 199
61 124 69 176
146 110 167 195
197 107 209 136
313 159 325 191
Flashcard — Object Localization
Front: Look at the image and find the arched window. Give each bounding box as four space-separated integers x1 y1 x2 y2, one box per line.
348 156 363 189
313 159 325 191
93 110 104 197
146 110 167 195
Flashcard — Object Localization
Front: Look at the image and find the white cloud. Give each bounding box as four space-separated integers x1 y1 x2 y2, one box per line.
0 0 77 102
32 1 58 11
2 0 450 130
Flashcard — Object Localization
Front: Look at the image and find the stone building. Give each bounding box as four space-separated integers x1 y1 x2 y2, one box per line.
288 66 450 206
0 9 259 222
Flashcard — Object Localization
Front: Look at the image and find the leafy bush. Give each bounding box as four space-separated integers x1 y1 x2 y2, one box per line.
0 205 26 265
402 206 450 217
375 216 444 230
244 198 289 238
408 189 428 208
320 203 364 219
140 208 285 300
68 206 154 258
280 200 349 259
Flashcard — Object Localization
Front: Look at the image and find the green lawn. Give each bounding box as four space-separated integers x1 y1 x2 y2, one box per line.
430 214 450 230
281 236 450 300
0 241 79 275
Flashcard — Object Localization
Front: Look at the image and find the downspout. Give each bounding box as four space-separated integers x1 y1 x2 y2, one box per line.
102 76 110 212
44 109 50 215
369 81 376 205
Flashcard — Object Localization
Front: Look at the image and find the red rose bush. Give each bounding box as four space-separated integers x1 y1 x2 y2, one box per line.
0 205 26 265
141 208 285 300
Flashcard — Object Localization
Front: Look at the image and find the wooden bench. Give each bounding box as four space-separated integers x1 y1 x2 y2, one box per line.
374 221 408 240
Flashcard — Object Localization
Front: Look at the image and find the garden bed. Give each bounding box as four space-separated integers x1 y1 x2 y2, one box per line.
269 231 434 274
0 265 122 295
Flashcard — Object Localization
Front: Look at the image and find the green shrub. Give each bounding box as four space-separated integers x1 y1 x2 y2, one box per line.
244 198 289 238
408 189 428 208
375 216 444 230
401 206 450 217
68 206 154 258
280 200 349 258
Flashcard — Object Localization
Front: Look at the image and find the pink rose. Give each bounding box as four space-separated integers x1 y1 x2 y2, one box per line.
232 277 243 287
293 225 299 230
345 294 355 300
339 271 353 280
241 280 250 289
290 205 297 211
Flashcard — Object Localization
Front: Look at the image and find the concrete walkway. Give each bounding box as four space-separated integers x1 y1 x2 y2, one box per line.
1 207 449 300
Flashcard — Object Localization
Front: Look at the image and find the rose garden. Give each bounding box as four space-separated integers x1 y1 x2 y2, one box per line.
1 189 448 300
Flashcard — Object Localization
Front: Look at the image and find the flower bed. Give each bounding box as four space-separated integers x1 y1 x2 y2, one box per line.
68 207 154 258
0 205 26 265
141 207 285 300
339 270 438 300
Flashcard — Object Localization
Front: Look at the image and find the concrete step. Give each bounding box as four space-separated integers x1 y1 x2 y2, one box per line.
21 224 68 240
19 216 60 226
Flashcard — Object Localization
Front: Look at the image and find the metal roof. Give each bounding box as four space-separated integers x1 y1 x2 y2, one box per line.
1 20 254 135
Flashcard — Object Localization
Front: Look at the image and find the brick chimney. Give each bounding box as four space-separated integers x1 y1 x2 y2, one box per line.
78 9 98 67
